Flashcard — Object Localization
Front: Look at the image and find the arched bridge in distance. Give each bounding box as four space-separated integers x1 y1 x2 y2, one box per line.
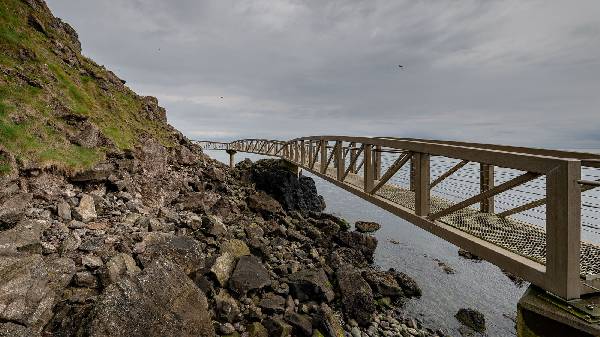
197 136 600 330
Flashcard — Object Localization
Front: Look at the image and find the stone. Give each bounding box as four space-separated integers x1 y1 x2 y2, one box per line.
220 323 235 335
0 322 36 337
389 269 421 298
337 231 377 262
73 271 98 288
354 221 380 233
458 248 482 261
215 290 240 323
258 293 286 313
228 255 271 295
81 255 103 269
455 308 485 333
137 233 205 274
263 317 293 337
86 258 214 337
0 219 45 254
247 322 269 337
0 193 32 229
362 270 403 298
73 194 97 223
247 191 284 217
202 214 227 237
100 253 140 286
211 252 236 286
60 232 81 253
287 268 335 303
221 239 250 258
314 304 344 337
57 201 72 221
284 312 313 336
337 266 375 326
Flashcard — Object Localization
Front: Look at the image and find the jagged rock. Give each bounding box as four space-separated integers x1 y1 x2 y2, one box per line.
337 266 375 326
73 123 101 148
284 312 313 336
141 96 167 123
258 293 286 313
56 201 72 221
287 268 335 303
137 233 205 274
354 221 380 233
73 194 97 223
458 248 482 261
337 231 377 262
362 270 403 298
0 322 36 337
229 255 271 295
100 253 140 286
263 317 293 337
247 191 283 217
70 163 115 183
202 214 227 237
81 255 103 269
388 268 421 298
86 258 214 337
221 239 250 258
215 290 241 323
0 193 32 229
73 271 98 288
314 304 344 337
248 159 326 213
211 252 236 286
247 322 269 337
0 219 45 254
327 247 368 270
455 308 486 333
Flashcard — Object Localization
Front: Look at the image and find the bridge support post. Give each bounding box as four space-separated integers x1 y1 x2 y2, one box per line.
517 285 600 337
225 149 237 168
374 145 382 180
335 141 345 180
320 140 327 174
364 144 374 192
546 161 581 300
480 163 495 213
414 152 430 216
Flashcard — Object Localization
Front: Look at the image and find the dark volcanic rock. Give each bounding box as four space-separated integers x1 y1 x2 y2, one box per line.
86 258 214 337
247 159 325 213
287 268 335 303
362 269 403 298
354 221 380 233
389 268 422 298
137 233 205 275
247 191 284 217
228 255 271 295
284 312 313 336
458 248 482 262
337 231 377 262
455 308 486 333
263 317 293 337
337 266 375 326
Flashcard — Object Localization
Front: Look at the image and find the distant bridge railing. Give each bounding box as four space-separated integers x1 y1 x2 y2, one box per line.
196 137 600 302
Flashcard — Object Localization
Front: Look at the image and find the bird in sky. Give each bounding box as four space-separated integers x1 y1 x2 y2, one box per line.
398 65 404 69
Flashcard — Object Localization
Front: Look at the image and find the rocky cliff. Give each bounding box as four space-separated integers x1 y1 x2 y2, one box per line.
0 1 442 337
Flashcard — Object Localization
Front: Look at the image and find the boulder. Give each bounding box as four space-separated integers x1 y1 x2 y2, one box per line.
336 266 375 326
258 293 286 314
56 201 72 221
337 231 377 262
228 255 271 295
248 159 326 213
0 322 36 337
221 239 250 258
202 214 227 237
214 290 240 323
73 194 97 223
86 258 214 337
0 219 45 254
99 253 140 286
0 193 32 229
455 308 485 333
388 268 421 298
137 233 205 274
362 270 403 298
354 221 380 233
263 317 292 337
287 268 335 303
247 191 283 217
314 304 344 337
284 312 313 336
247 322 269 337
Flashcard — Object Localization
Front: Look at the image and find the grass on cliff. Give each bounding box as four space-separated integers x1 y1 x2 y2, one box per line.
0 0 176 174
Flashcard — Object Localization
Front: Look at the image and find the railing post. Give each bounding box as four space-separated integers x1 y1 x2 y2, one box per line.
410 156 416 192
350 146 357 173
414 152 430 216
480 164 495 213
364 144 374 192
308 141 313 168
335 141 345 180
300 140 305 165
546 161 581 300
374 145 382 180
320 140 327 174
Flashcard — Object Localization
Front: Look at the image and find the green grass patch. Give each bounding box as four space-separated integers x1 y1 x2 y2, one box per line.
0 154 10 175
48 63 93 115
39 145 101 171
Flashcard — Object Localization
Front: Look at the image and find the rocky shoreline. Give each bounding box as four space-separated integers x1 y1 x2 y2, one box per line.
0 142 465 337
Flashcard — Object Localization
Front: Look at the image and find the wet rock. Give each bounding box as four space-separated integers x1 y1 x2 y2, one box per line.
458 248 482 261
388 269 421 298
354 221 380 233
362 270 403 298
284 312 313 336
263 317 293 337
455 308 485 333
86 258 214 337
73 194 97 223
0 193 32 229
228 255 271 295
137 233 205 274
248 159 326 213
100 253 140 286
337 231 377 262
337 266 375 326
247 191 283 217
287 268 335 303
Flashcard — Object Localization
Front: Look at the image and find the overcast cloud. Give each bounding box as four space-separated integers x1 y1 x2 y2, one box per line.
45 0 600 148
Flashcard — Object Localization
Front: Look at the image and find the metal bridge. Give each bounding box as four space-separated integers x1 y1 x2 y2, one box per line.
197 137 600 302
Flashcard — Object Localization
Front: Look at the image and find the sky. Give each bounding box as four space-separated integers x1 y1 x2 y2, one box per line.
45 0 600 149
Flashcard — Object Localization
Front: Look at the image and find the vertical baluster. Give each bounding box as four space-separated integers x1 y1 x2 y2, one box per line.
364 144 374 192
335 141 345 180
320 140 327 174
480 163 495 213
414 152 430 216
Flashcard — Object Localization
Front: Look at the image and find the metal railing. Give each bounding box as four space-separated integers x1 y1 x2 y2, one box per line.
196 137 600 300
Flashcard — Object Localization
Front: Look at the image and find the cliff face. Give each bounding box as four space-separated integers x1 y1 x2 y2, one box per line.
0 0 187 176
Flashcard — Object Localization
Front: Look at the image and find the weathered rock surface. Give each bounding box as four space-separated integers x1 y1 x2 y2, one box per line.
86 258 214 337
287 268 335 303
337 231 378 262
337 265 376 326
228 255 271 295
354 221 381 233
455 308 486 333
0 193 32 229
137 233 205 274
73 194 97 223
